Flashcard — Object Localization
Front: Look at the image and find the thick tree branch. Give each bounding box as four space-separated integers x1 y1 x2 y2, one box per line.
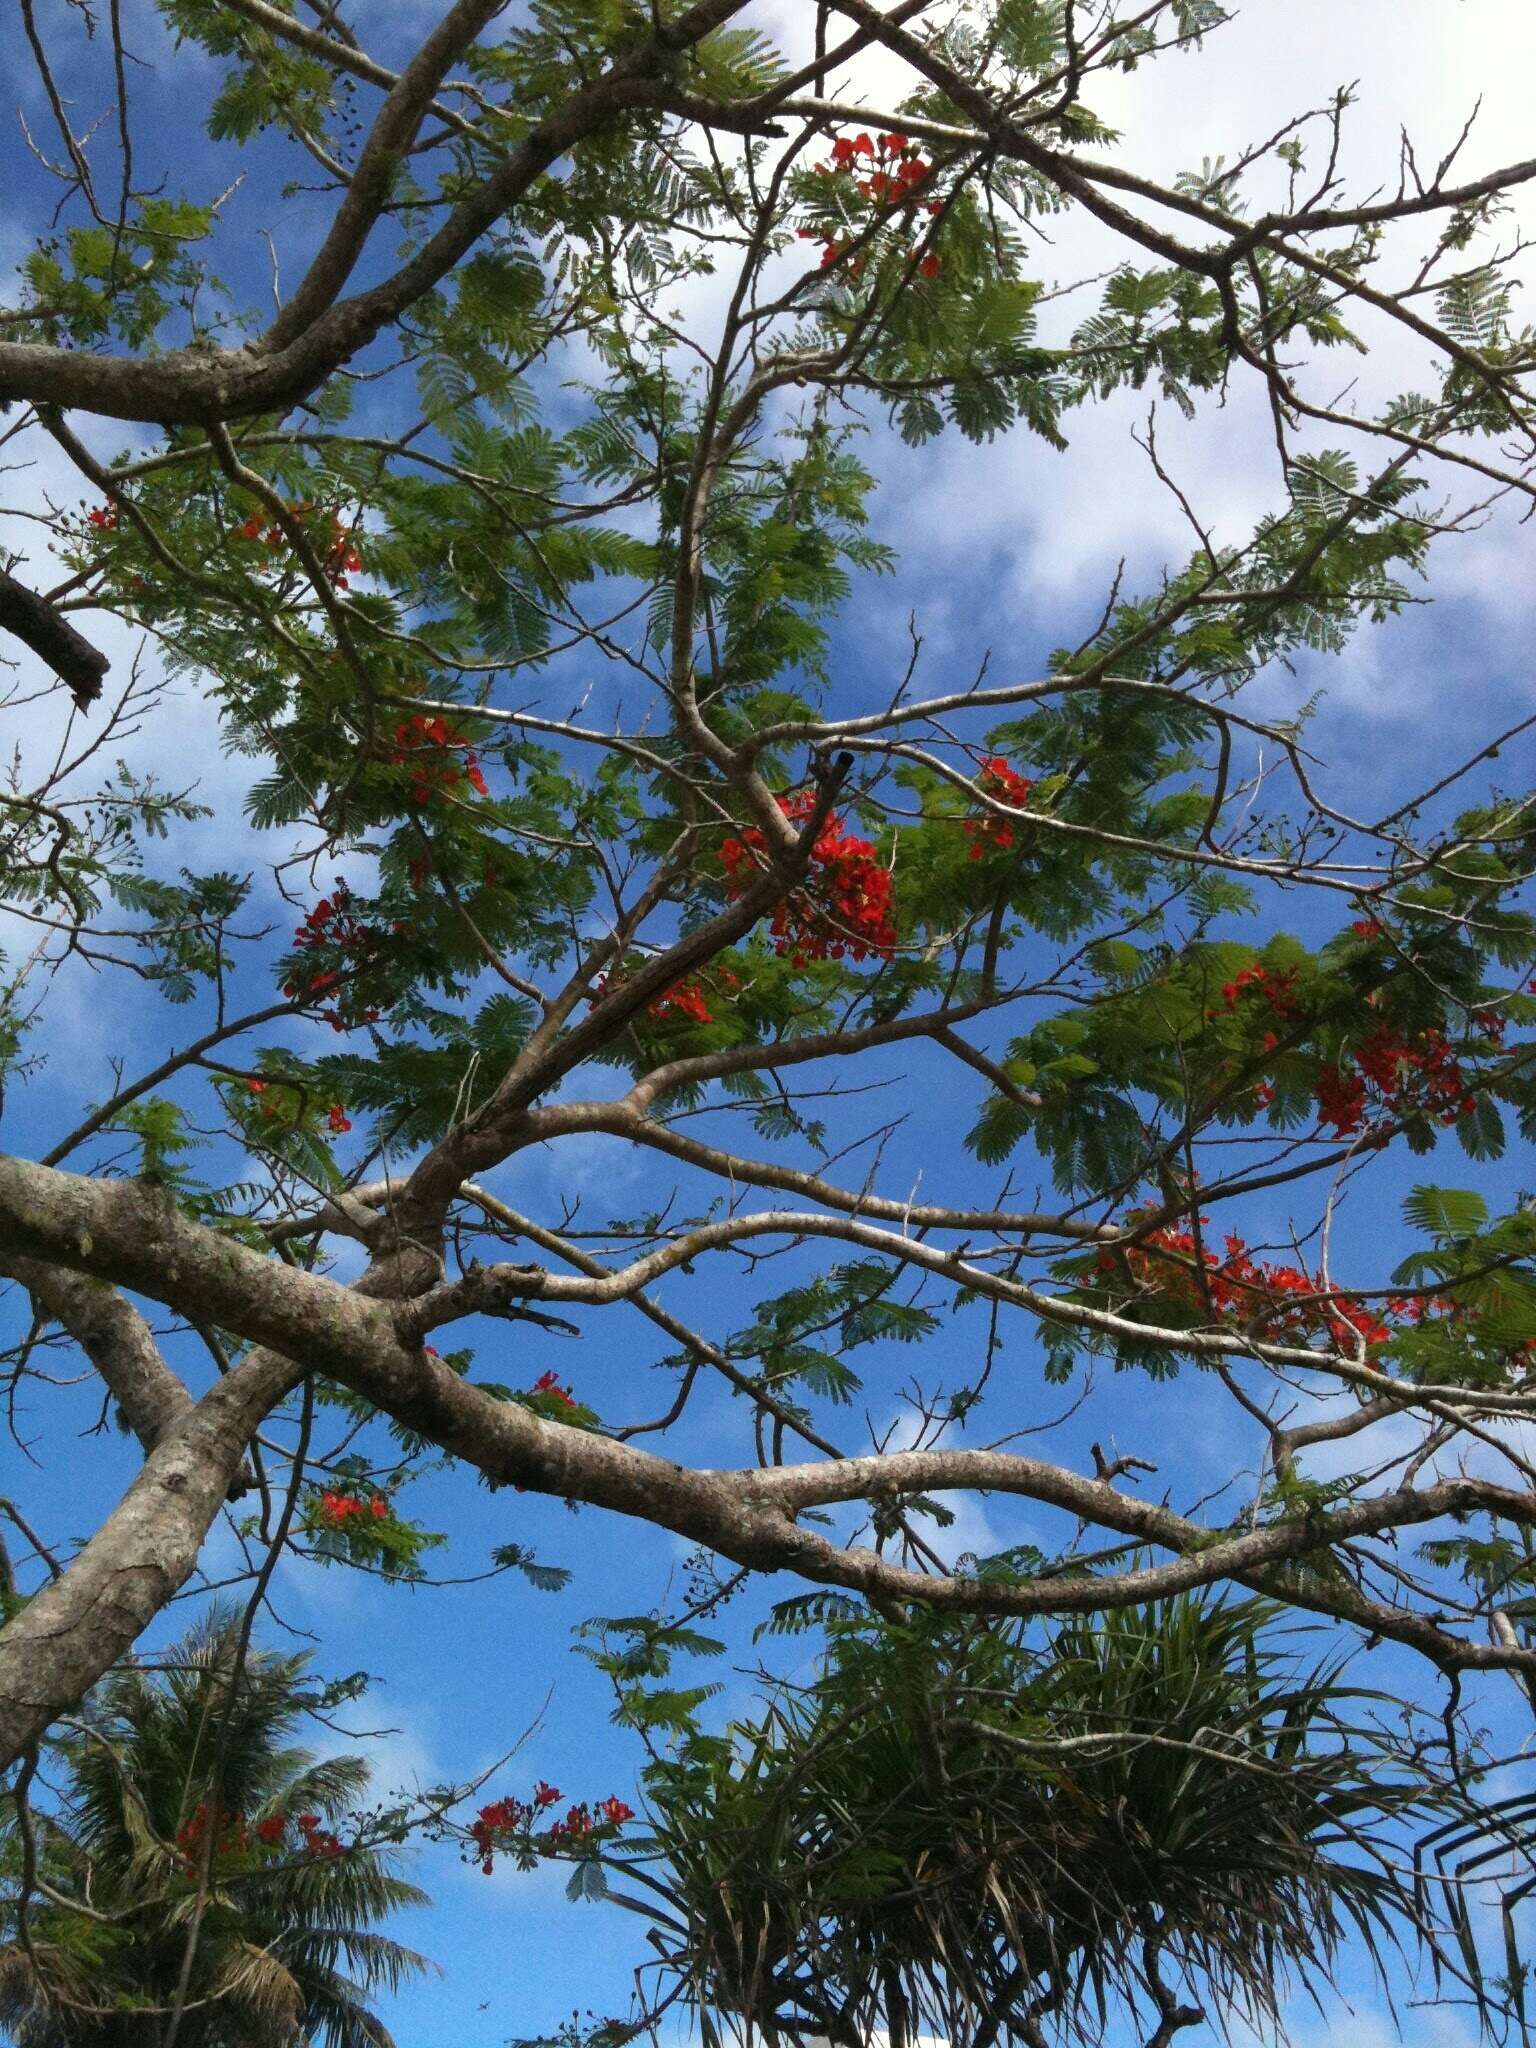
262 0 510 352
0 1345 298 1770
0 567 107 711
2 1151 1535 1766
1 1256 191 1454
0 0 754 425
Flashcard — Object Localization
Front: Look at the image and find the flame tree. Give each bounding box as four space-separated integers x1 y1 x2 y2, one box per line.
2 0 1536 2030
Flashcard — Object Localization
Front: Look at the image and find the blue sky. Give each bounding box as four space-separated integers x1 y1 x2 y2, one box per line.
4 2 1536 2045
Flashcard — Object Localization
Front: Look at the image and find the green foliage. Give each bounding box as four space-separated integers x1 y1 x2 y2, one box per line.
606 1596 1488 2046
489 1543 574 1593
5 15 1536 2045
574 1617 726 1737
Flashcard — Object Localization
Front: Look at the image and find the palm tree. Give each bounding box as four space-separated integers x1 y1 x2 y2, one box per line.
610 1592 1499 2048
0 1609 433 2048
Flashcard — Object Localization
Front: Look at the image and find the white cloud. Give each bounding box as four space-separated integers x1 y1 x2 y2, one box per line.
800 0 1536 696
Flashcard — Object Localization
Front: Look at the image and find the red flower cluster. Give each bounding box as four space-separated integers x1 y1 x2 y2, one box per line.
721 793 896 966
647 975 714 1024
88 501 119 531
1100 1223 1393 1351
315 1489 389 1528
1212 961 1299 1020
1207 961 1299 1111
231 503 364 587
1207 956 1491 1136
175 1804 344 1870
388 712 489 805
243 1076 283 1124
323 513 364 588
284 882 389 1031
530 1369 578 1411
962 756 1034 859
296 1811 346 1858
1315 1023 1474 1138
467 1781 630 1875
591 963 740 1025
1100 1207 1536 1369
175 1802 248 1872
239 1080 352 1138
800 131 943 276
469 1795 530 1873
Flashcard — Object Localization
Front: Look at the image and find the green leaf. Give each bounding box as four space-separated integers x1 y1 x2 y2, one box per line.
565 1857 608 1902
1402 1186 1489 1239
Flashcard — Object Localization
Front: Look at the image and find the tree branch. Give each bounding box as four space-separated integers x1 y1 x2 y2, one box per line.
0 567 108 711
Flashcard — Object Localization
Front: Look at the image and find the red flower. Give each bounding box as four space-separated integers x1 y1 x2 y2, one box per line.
327 1103 352 1133
317 1490 367 1528
470 1792 540 1872
388 713 487 805
297 1812 345 1858
1213 962 1298 1019
254 1813 287 1843
1314 1021 1470 1137
721 794 896 964
647 976 715 1025
962 756 1032 857
598 1796 634 1827
285 880 400 1030
1090 1207 1533 1364
531 1370 578 1410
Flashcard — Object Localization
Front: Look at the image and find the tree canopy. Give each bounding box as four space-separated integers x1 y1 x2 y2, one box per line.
2 0 1536 2038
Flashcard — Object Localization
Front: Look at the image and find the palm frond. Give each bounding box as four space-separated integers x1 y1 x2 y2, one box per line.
617 1592 1501 2048
0 1607 434 2048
